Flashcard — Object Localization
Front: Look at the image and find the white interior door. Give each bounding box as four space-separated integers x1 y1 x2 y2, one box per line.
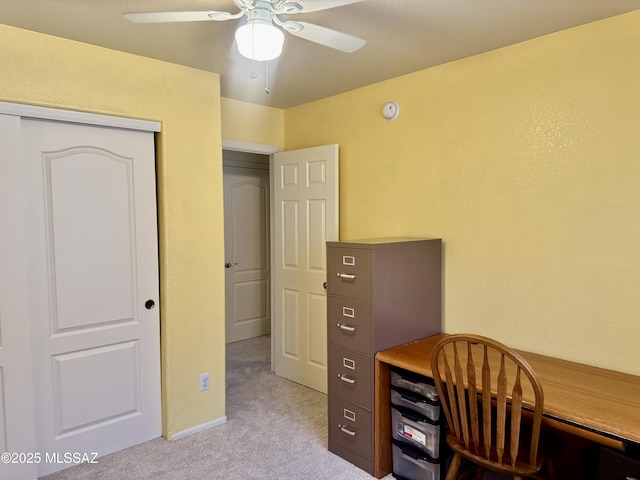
21 119 161 477
223 165 270 344
0 114 38 480
273 145 339 393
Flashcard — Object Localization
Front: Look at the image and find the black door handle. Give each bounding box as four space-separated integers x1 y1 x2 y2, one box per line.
145 299 155 310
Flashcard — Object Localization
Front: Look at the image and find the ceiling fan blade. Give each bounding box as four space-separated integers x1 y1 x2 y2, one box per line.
280 21 366 53
282 0 364 14
124 10 241 24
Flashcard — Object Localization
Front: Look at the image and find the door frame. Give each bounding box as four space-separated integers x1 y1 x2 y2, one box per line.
222 140 282 370
0 101 160 132
222 160 270 344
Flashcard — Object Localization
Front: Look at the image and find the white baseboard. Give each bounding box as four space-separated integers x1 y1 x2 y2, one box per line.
169 416 227 440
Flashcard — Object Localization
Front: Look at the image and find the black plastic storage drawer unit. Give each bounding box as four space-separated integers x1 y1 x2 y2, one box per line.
391 366 446 480
392 440 444 480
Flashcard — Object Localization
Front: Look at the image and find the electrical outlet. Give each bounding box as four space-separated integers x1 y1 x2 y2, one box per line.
199 372 210 391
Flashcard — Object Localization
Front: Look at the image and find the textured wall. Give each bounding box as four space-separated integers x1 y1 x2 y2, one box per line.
0 24 226 437
221 97 284 147
284 11 640 375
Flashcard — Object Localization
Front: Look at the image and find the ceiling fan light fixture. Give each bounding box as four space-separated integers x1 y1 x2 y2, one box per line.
235 19 285 61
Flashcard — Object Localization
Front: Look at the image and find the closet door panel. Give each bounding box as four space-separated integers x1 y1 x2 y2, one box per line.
22 119 161 476
0 114 37 480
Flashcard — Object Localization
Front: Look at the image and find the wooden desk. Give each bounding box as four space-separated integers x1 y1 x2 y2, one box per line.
373 334 640 478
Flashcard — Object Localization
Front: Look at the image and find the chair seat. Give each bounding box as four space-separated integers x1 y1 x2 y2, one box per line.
446 431 542 477
445 425 563 478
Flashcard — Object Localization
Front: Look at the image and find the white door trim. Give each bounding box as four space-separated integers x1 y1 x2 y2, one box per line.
0 101 160 133
222 139 282 371
222 139 282 155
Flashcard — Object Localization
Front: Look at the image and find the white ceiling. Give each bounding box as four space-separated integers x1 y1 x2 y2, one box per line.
2 0 639 108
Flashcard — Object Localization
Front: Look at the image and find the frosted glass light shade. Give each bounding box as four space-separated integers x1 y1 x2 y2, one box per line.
235 21 285 61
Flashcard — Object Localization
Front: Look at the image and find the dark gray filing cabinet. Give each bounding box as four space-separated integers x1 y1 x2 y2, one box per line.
326 238 442 475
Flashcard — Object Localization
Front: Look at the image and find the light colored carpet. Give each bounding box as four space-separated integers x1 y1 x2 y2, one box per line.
42 335 394 480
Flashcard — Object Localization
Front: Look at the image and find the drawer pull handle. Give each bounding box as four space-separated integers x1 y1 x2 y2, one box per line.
338 424 356 436
338 374 356 384
626 477 638 480
337 273 356 280
337 323 356 333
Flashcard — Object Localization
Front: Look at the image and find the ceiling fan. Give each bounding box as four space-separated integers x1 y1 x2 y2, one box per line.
124 0 366 62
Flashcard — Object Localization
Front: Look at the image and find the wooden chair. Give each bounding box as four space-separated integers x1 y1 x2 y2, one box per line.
430 334 557 480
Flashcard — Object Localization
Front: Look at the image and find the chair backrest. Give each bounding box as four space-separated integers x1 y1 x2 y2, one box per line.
430 334 544 469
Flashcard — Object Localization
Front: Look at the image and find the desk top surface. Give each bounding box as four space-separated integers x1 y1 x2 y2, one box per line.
376 334 640 447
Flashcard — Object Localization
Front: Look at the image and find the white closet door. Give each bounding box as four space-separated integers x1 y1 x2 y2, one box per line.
21 119 161 476
0 114 38 480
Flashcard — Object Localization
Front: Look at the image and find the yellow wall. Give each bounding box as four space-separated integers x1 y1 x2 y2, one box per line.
221 97 284 147
285 11 640 375
4 7 638 442
0 25 226 437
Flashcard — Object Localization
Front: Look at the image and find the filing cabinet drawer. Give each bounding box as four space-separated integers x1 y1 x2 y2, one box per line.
327 247 372 300
328 394 373 462
328 345 372 408
328 296 371 354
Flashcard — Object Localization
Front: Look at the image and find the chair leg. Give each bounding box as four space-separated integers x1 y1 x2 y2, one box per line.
459 469 475 480
545 458 558 480
446 453 463 480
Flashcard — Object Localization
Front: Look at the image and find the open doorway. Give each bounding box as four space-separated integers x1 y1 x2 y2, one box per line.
223 149 271 344
222 141 339 392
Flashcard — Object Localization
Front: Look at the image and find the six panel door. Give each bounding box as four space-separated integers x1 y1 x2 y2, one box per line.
273 145 339 393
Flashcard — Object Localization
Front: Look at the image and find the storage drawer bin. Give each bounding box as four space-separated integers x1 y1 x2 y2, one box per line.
391 386 440 422
392 440 443 480
599 447 640 480
392 405 441 459
391 367 439 401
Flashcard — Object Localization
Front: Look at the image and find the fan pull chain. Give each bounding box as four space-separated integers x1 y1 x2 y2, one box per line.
248 59 271 96
265 61 270 94
248 20 259 81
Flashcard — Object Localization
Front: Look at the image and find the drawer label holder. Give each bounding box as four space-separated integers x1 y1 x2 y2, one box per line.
343 408 356 422
342 255 356 266
342 307 355 318
343 357 356 370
